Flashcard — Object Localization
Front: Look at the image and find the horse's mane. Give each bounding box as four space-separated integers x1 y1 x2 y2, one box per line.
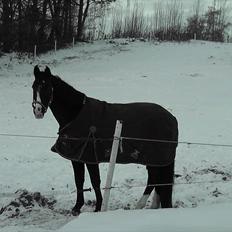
52 75 85 101
50 74 85 120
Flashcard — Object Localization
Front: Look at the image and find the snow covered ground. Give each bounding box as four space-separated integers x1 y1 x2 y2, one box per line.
60 204 232 232
1 39 232 231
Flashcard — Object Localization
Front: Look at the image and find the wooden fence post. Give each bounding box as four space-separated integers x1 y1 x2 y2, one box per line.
101 120 123 211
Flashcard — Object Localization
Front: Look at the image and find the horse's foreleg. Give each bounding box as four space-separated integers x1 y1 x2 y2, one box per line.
71 161 85 215
86 163 102 212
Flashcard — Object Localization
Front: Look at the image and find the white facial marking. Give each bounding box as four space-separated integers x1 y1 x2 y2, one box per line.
34 89 44 119
135 194 149 209
150 191 161 209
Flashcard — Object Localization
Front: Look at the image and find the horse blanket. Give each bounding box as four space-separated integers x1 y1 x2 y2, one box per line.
52 97 178 166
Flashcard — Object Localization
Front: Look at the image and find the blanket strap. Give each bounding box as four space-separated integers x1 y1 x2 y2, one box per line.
78 126 99 163
90 126 99 163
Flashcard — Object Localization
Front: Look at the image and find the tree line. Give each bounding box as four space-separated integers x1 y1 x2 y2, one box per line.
0 0 231 54
0 0 115 53
111 0 231 42
186 0 231 42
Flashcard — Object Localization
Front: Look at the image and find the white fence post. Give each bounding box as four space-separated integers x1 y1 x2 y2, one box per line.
34 45 37 58
194 33 197 40
72 37 75 48
101 120 123 212
54 40 57 52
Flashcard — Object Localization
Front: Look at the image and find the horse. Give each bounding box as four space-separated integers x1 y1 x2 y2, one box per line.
32 65 178 215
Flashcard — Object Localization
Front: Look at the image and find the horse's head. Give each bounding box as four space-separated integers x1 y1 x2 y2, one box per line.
32 66 53 119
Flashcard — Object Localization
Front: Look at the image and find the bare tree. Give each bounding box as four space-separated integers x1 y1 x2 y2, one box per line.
187 0 205 40
186 0 230 42
75 0 115 41
111 5 123 38
2 0 14 52
123 1 145 38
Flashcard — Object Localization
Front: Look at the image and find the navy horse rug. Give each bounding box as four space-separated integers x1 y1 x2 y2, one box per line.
52 97 178 166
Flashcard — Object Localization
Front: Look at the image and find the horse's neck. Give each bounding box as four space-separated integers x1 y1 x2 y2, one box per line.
49 76 85 128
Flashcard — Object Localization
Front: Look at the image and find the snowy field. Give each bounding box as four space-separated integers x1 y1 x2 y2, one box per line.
1 39 232 231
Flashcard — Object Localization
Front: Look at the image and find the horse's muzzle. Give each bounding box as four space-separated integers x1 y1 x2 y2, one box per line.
32 102 45 119
34 111 44 119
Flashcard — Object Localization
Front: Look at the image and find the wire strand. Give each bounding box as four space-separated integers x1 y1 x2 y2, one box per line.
1 132 232 148
121 136 232 148
0 178 231 198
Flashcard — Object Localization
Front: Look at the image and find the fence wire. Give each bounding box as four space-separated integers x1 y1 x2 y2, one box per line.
0 178 231 198
1 132 232 148
1 132 232 198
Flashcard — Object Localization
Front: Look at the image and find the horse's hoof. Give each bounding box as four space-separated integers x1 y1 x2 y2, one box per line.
71 208 81 216
94 205 102 212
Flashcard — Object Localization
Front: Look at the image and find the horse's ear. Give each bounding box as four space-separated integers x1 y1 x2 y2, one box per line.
34 65 40 78
45 66 52 77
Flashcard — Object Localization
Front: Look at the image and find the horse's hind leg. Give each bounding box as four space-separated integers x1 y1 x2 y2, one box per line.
135 166 155 209
155 162 175 208
86 163 103 212
150 190 161 209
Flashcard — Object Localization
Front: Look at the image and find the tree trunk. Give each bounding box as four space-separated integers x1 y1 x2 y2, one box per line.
62 0 68 41
18 0 23 50
48 0 62 43
68 0 73 40
77 0 90 41
77 0 84 40
2 0 12 52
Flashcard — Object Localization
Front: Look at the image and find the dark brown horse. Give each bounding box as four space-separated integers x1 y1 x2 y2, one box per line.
32 66 178 215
